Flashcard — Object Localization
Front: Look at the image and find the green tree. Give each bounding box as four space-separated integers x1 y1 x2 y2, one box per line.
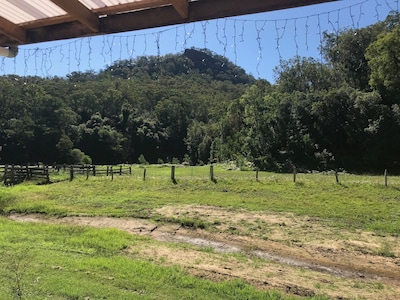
322 26 381 91
275 56 335 93
238 81 284 170
56 134 73 163
308 88 358 169
366 25 400 104
186 121 213 164
76 113 127 164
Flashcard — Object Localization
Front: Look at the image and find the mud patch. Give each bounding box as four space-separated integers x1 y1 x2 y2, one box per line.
8 207 400 299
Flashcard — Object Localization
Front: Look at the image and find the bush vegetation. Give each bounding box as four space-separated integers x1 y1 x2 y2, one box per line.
1 13 400 172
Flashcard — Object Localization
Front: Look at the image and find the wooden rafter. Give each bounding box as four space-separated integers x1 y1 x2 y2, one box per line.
50 0 99 33
100 0 338 35
170 0 189 19
0 0 338 46
0 16 26 44
92 0 169 15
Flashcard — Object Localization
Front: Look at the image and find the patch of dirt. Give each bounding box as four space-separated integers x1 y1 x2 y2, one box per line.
8 205 400 299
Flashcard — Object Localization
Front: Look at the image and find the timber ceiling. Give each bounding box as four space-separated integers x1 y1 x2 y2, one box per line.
0 0 337 47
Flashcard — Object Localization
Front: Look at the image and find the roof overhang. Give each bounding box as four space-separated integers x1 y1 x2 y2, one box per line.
0 0 338 47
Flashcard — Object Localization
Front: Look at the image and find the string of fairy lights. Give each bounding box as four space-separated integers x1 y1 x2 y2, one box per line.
0 0 398 80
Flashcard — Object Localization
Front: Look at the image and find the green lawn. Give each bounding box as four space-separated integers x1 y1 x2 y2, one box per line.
2 165 400 234
1 165 399 299
1 218 304 300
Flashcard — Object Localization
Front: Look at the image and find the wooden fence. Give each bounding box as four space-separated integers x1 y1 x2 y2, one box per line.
67 165 132 181
1 164 134 185
1 164 395 186
1 164 217 184
2 164 50 185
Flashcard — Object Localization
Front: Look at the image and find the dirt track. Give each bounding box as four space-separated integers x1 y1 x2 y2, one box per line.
9 205 400 299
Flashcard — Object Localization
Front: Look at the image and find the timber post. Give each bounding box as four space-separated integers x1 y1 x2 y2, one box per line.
171 166 176 182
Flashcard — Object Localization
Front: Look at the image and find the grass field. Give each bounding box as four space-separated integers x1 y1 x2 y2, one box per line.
1 218 296 300
1 165 399 299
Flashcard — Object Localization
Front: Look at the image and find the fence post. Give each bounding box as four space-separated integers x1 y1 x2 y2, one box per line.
111 166 114 181
171 165 175 182
86 167 89 180
106 166 109 176
11 164 15 185
45 165 50 183
143 168 146 181
210 165 214 182
92 165 96 176
4 164 8 184
293 167 297 183
69 167 74 181
384 169 388 187
335 170 339 184
256 168 259 182
129 166 132 176
119 165 122 175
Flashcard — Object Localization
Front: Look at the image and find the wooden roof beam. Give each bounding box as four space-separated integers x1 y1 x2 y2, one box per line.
1 0 339 46
170 0 189 19
101 0 338 35
93 0 168 15
50 0 99 33
0 16 26 44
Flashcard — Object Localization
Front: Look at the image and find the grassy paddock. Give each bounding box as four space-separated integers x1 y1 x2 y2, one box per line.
2 165 400 235
1 218 308 300
1 165 399 299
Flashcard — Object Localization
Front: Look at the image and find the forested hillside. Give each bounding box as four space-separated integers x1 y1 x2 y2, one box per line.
1 12 400 173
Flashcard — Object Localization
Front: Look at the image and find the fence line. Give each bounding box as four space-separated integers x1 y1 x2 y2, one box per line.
1 164 399 186
68 165 399 186
2 164 50 185
65 165 132 181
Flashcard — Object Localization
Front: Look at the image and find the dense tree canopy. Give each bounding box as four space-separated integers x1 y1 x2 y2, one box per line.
1 14 400 173
366 25 400 103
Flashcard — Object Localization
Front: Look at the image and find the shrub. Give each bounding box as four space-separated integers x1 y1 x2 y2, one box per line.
71 148 92 165
138 154 149 165
82 154 92 164
171 157 180 164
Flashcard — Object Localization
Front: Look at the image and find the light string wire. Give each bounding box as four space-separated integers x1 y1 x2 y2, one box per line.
2 0 397 78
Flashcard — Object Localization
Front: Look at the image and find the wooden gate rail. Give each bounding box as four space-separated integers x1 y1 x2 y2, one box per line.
3 164 50 185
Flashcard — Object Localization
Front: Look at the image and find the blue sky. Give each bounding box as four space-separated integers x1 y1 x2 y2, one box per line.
0 0 397 82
